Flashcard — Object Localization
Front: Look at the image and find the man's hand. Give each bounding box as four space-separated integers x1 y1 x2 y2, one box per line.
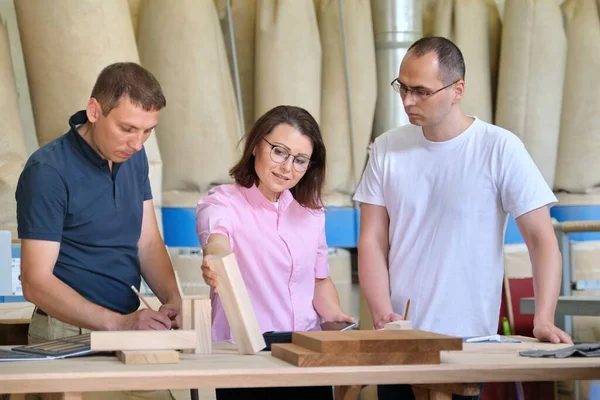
533 319 573 344
373 312 403 330
159 302 181 329
118 309 172 330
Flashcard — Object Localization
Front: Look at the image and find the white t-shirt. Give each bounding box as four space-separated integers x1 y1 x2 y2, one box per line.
353 118 557 337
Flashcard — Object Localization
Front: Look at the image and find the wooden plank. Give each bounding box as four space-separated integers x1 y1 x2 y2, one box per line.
334 385 362 400
0 303 34 322
292 330 462 354
271 343 440 367
116 350 179 365
8 395 26 400
41 393 83 400
191 298 211 354
413 383 480 396
90 330 197 351
211 253 266 354
383 320 413 330
193 298 211 354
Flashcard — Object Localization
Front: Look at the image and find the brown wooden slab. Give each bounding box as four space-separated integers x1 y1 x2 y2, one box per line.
271 343 440 367
292 329 462 354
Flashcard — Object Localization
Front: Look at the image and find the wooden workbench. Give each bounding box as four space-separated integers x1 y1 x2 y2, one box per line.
1 339 599 399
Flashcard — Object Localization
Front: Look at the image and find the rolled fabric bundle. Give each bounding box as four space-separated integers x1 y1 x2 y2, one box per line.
316 0 376 206
554 0 600 193
0 18 27 238
137 0 241 208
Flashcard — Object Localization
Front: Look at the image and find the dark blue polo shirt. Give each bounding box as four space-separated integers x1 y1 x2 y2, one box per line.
16 110 152 314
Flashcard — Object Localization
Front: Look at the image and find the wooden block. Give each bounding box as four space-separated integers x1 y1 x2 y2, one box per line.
90 330 197 351
181 297 211 354
383 319 413 330
412 383 480 396
271 343 440 367
334 385 362 400
292 330 462 354
116 350 179 365
41 393 83 400
211 253 266 354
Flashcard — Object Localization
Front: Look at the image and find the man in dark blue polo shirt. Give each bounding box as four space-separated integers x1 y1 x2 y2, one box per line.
15 62 181 337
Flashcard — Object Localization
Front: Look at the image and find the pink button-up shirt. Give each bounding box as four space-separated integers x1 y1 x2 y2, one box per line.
196 183 329 342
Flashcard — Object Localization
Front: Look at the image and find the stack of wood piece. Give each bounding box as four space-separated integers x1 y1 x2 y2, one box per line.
271 329 462 367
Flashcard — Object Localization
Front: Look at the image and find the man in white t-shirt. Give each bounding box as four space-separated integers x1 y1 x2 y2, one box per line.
354 37 572 400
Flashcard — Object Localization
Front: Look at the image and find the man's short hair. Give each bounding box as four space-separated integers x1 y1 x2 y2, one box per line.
90 62 166 116
407 37 466 84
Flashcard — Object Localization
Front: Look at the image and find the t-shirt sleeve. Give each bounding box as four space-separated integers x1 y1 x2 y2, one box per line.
352 136 386 206
195 188 234 249
497 136 558 218
141 147 153 201
16 163 67 242
314 212 330 279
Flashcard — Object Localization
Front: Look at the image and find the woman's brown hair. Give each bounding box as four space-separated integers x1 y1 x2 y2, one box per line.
229 105 326 209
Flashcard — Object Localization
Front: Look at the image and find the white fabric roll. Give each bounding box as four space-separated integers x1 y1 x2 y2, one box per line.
137 0 241 207
316 0 377 205
0 19 27 238
555 0 600 193
495 0 567 188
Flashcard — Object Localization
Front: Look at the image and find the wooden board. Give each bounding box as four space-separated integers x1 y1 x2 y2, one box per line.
116 350 179 365
383 320 413 330
90 330 197 352
292 330 462 354
181 297 211 354
271 343 440 367
211 253 266 354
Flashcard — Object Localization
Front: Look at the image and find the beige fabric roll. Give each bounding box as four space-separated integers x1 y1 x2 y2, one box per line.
255 0 321 122
555 0 600 193
495 0 567 188
433 0 500 123
137 0 240 208
215 0 257 134
316 0 376 205
128 0 144 37
15 0 164 229
0 19 27 238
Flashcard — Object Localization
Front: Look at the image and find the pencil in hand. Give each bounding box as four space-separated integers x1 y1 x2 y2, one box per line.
131 285 154 311
404 299 411 321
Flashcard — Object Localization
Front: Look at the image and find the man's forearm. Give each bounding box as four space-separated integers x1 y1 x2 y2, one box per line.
139 238 180 305
23 276 121 330
530 244 562 323
358 238 393 322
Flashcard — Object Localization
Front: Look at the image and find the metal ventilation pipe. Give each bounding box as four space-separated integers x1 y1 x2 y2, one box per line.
370 0 422 138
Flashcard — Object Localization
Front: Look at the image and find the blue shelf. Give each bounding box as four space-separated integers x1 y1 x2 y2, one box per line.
552 205 600 241
162 206 362 249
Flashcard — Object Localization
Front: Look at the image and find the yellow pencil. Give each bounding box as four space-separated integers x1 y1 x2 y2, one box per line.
404 299 411 321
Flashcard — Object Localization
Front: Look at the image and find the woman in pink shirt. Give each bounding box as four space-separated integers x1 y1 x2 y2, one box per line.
196 105 352 399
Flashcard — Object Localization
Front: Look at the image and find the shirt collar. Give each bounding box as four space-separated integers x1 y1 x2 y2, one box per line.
66 110 107 168
241 183 294 211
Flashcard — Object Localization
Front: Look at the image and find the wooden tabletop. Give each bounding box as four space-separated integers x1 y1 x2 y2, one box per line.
1 339 599 394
